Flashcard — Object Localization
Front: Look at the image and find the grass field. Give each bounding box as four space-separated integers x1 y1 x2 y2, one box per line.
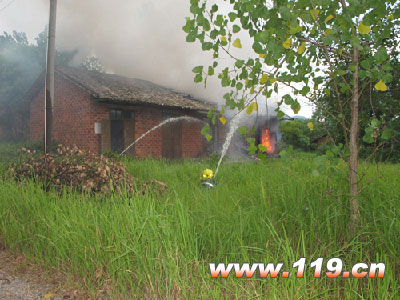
0 148 399 299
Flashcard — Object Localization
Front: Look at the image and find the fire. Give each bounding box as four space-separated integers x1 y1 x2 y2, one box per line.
261 129 274 154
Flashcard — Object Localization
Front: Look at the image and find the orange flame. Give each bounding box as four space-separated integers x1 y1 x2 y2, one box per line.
261 129 274 154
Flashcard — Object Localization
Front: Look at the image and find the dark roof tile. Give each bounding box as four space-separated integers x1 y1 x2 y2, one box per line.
56 66 215 111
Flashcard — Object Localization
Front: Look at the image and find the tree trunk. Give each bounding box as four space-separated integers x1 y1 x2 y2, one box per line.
349 47 361 233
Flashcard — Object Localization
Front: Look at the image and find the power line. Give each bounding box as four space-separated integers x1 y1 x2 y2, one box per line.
0 0 17 13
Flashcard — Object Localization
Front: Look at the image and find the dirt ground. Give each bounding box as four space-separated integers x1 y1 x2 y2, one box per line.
0 241 99 300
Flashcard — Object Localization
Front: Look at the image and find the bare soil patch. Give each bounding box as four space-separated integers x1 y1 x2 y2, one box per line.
0 241 101 300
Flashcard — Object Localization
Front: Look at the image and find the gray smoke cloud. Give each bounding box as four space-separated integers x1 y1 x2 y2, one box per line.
0 0 288 115
0 0 314 117
52 0 228 105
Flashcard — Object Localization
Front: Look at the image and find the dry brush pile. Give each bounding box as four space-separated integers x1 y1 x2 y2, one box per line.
8 145 167 196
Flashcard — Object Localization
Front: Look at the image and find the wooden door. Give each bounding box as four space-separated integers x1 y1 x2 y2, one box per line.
162 114 182 159
111 120 124 153
124 118 135 156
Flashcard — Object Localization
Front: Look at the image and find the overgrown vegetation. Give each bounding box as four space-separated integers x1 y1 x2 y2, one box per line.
0 156 398 299
184 0 400 233
279 118 325 152
314 59 400 162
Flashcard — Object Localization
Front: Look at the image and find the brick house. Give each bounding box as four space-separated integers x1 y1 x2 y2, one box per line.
28 66 215 158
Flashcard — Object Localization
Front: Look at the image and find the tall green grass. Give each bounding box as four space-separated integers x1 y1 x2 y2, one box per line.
0 155 399 299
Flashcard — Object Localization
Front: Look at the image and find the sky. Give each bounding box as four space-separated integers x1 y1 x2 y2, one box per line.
0 0 314 118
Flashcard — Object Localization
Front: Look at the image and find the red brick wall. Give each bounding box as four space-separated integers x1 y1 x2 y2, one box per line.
29 87 45 141
29 73 108 153
130 108 205 159
133 107 163 158
182 120 204 158
29 73 206 158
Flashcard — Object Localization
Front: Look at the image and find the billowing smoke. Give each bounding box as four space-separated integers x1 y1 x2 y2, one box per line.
33 0 277 114
51 0 224 104
0 0 316 118
0 0 281 113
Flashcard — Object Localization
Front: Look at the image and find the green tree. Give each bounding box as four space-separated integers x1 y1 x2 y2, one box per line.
0 30 76 141
314 57 400 161
279 118 324 151
184 0 400 232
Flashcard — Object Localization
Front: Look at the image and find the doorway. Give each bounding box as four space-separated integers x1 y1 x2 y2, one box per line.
106 109 134 154
162 113 182 159
111 120 124 153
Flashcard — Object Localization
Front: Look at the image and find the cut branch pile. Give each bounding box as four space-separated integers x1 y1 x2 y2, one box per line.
8 145 168 196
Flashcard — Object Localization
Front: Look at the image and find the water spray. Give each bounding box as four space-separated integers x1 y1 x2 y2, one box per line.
120 116 204 155
213 112 241 177
200 112 241 188
118 114 241 189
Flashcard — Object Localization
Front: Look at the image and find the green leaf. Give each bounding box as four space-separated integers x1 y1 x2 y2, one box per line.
291 102 300 114
283 94 294 105
208 66 214 75
381 129 392 140
279 6 291 20
360 60 371 70
375 47 388 63
206 134 212 142
371 118 380 128
194 73 203 83
238 126 247 136
233 25 241 33
201 124 210 135
202 42 213 51
210 29 219 39
235 60 244 68
363 127 374 143
192 66 203 73
257 152 267 161
277 111 285 119
221 76 230 87
325 150 334 158
182 19 195 33
228 12 237 21
363 134 374 144
246 58 254 66
258 144 267 152
289 25 302 34
252 42 263 53
300 86 310 96
186 32 197 42
248 145 257 155
215 15 224 26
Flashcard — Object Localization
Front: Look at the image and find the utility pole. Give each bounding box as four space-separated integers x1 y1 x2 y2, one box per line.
45 0 57 154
